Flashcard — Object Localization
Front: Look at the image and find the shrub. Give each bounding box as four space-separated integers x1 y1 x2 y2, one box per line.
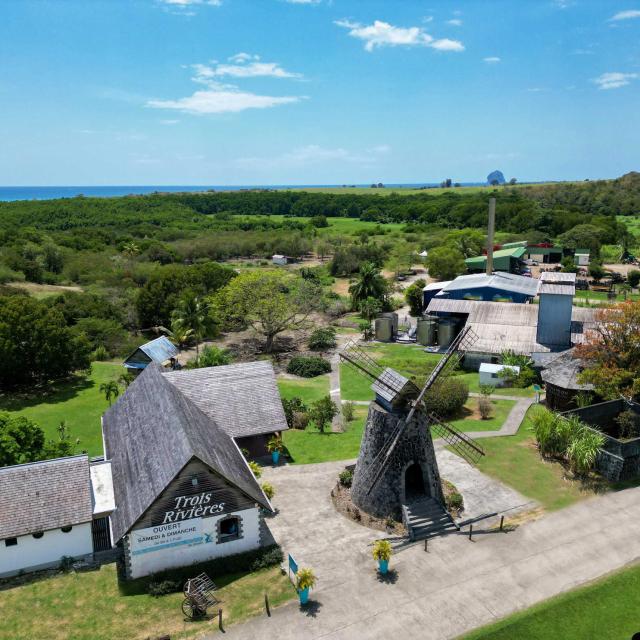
261 482 275 500
287 355 331 378
372 539 392 562
292 411 310 430
446 491 463 512
628 269 640 288
421 378 469 418
515 367 537 388
566 426 605 475
616 410 640 440
478 397 493 420
147 579 181 597
479 384 495 397
342 401 355 422
187 345 232 369
282 397 307 428
248 461 262 478
308 326 337 350
339 469 353 487
267 436 284 453
309 395 339 433
296 567 317 591
92 344 109 361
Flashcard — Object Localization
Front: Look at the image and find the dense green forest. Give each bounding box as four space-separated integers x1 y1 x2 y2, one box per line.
0 172 637 387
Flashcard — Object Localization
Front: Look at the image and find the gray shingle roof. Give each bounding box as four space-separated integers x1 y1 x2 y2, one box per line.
540 349 594 391
103 363 271 542
0 455 93 540
163 361 288 438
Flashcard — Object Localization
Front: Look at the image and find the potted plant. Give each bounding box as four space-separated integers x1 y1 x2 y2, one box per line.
267 436 284 465
372 539 392 575
295 567 317 605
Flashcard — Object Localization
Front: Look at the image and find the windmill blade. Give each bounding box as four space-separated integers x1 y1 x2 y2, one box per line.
428 413 485 464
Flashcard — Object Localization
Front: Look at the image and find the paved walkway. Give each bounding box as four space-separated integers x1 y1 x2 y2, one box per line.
218 460 640 640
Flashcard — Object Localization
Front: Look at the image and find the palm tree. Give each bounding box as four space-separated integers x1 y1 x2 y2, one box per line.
348 262 387 307
171 293 214 362
162 321 195 350
100 380 120 406
121 241 140 257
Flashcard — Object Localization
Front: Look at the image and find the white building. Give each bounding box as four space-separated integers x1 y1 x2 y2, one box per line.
272 254 289 266
479 363 520 387
0 456 96 577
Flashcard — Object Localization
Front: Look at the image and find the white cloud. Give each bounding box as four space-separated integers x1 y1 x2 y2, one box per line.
160 119 180 125
191 55 302 81
609 9 640 21
552 0 574 8
422 16 434 23
235 144 390 169
483 56 501 63
447 19 463 26
335 19 464 52
592 71 638 90
148 89 301 114
159 0 221 5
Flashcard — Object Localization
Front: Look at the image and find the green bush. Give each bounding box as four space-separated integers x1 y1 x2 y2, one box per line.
187 345 232 369
286 355 331 378
339 469 353 487
92 344 109 361
281 397 307 429
308 326 337 350
628 270 640 288
147 579 181 597
446 491 463 512
342 401 355 422
422 377 469 418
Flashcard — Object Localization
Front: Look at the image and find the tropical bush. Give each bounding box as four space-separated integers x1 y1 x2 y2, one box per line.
308 395 339 433
615 410 640 440
371 539 392 562
308 326 337 350
421 378 469 418
296 567 317 591
342 401 355 422
282 397 307 429
566 427 605 475
478 397 493 420
446 491 464 513
287 355 331 378
187 345 232 369
339 469 353 487
261 482 275 500
248 461 262 478
267 436 284 453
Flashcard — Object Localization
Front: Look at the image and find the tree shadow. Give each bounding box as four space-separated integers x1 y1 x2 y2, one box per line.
299 599 323 618
0 374 95 411
375 568 398 585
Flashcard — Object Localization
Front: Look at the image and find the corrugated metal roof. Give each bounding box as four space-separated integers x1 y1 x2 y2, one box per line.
538 283 575 296
123 336 179 369
424 280 451 291
439 272 538 297
465 246 526 265
0 455 93 539
539 272 576 283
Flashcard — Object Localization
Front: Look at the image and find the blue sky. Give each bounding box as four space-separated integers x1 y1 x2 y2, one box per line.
1 0 639 185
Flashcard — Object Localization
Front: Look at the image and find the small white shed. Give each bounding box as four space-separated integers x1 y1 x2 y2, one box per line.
574 251 590 267
272 254 288 266
479 363 520 387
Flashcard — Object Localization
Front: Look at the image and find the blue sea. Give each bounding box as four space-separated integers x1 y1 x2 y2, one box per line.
0 183 485 202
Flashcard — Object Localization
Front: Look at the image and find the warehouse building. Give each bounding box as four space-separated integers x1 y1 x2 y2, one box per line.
465 246 526 274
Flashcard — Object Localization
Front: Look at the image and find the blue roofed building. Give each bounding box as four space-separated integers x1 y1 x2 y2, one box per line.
422 272 538 309
123 336 180 372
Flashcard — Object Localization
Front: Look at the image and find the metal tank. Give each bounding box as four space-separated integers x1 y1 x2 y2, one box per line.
437 317 459 348
380 312 398 335
416 316 438 346
374 317 394 342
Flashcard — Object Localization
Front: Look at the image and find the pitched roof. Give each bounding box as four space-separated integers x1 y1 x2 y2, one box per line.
123 336 179 369
102 364 271 542
465 246 526 265
0 455 93 540
540 349 594 391
371 367 418 404
538 271 576 296
439 272 539 297
163 361 288 438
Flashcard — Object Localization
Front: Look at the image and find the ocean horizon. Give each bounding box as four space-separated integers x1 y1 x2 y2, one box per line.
0 183 490 202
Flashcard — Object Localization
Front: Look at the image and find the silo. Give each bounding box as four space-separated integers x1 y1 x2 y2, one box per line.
416 316 438 346
437 317 459 348
374 317 394 342
380 312 398 335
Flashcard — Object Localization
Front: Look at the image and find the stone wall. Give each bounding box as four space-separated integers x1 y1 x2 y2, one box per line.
351 403 445 520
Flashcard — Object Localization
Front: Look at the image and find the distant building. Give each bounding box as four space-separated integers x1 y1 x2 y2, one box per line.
574 249 590 267
479 363 520 387
525 243 563 264
272 254 297 265
423 272 538 308
123 336 179 372
465 246 526 274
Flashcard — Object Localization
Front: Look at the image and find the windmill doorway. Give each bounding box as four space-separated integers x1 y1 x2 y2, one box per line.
404 463 428 502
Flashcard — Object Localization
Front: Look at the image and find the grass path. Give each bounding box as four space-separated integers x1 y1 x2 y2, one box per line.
0 362 121 457
463 562 640 640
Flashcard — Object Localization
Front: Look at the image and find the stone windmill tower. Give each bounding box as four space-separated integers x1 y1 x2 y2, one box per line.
340 328 484 538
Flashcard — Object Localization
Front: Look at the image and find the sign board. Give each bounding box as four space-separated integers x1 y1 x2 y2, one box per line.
130 519 206 556
160 491 226 525
533 384 541 392
288 553 298 583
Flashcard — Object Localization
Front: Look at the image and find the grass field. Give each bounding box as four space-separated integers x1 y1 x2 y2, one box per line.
283 406 368 464
449 399 516 433
462 562 640 640
277 374 330 405
455 372 536 398
0 362 121 457
0 564 293 640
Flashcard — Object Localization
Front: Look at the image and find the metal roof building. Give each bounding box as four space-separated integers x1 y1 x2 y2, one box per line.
465 246 526 274
123 336 179 371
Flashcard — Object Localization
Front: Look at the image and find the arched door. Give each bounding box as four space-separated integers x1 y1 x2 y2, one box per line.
404 462 427 502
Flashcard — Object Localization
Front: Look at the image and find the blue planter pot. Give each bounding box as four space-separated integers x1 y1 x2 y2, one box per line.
298 587 310 605
272 451 280 465
378 559 389 575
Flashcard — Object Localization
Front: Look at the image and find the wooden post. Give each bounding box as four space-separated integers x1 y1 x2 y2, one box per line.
265 593 271 617
424 538 428 552
218 608 223 632
500 515 505 531
468 524 473 541
486 198 496 276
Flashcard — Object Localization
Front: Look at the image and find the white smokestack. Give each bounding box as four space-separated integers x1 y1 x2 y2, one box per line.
486 197 496 276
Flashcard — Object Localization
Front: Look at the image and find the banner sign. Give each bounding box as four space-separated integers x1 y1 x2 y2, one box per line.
288 553 298 583
130 519 205 556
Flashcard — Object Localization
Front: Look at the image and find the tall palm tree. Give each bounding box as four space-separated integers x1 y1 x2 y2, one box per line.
171 293 214 362
162 321 194 350
348 262 387 307
100 380 120 406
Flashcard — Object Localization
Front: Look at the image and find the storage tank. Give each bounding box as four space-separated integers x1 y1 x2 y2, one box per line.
437 317 459 348
416 316 438 346
380 312 398 335
374 317 393 342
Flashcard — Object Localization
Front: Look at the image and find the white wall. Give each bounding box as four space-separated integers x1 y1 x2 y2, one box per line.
0 523 93 577
128 507 261 579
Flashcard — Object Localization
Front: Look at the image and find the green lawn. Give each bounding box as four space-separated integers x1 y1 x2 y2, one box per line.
283 406 367 464
450 398 516 433
0 563 293 640
341 343 442 401
468 405 610 511
455 372 536 398
0 362 122 457
277 374 330 405
462 562 640 640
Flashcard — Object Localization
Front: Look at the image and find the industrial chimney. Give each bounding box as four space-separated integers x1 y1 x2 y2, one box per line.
486 197 496 276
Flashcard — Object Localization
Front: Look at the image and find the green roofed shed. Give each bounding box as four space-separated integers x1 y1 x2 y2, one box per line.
465 246 526 273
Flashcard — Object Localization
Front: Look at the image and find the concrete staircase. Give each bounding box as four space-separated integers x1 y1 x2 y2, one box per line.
403 498 459 541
